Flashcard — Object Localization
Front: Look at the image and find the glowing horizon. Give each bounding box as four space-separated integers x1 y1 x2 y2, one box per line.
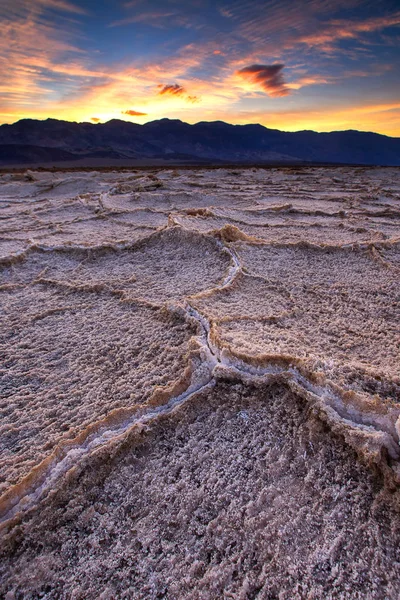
1 0 400 137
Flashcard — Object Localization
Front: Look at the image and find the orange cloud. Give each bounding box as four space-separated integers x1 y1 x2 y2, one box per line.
123 109 148 116
158 83 200 103
286 74 334 91
237 64 290 97
158 83 186 96
296 13 400 50
0 1 90 111
91 117 101 122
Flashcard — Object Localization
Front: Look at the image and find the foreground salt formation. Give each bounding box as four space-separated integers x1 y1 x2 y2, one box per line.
0 166 399 598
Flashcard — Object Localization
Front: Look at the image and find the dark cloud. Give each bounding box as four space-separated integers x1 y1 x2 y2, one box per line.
158 83 186 96
123 109 148 116
90 117 101 122
237 64 290 97
158 83 200 103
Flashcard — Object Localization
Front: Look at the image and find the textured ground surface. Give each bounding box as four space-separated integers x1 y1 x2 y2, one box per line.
0 166 400 599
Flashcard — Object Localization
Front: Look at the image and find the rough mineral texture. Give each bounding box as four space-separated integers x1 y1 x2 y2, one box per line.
0 166 399 599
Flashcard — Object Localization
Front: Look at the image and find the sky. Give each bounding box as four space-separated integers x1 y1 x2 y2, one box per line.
1 0 400 135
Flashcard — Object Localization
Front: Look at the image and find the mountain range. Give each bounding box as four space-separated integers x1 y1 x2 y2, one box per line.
0 118 399 166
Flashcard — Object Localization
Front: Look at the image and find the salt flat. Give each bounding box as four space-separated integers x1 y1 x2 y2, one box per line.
0 166 399 599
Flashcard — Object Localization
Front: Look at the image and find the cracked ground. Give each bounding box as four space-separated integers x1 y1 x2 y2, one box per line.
0 166 400 599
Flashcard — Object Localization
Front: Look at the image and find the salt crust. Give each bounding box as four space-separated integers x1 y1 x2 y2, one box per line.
1 167 400 597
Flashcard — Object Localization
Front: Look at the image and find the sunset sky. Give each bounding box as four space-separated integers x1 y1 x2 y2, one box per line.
1 0 400 135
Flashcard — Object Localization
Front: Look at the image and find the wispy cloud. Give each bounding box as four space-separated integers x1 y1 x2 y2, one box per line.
0 0 89 110
114 0 213 30
295 13 400 50
219 0 400 56
36 0 89 15
110 11 175 28
286 74 334 90
0 0 89 18
237 64 290 97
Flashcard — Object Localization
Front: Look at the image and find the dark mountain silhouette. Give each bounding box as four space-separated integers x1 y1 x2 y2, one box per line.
0 117 399 166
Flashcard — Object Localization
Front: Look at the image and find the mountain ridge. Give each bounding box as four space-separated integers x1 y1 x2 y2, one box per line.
0 118 399 166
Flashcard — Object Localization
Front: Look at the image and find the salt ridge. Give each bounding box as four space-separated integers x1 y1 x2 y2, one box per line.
1 238 399 532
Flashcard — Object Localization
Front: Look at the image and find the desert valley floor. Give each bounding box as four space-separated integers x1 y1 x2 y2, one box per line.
0 166 400 599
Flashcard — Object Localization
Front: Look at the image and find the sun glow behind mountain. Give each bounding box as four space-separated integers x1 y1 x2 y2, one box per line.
1 0 400 135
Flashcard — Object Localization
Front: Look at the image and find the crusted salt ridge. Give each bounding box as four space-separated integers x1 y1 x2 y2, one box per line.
188 299 400 472
0 292 218 530
0 222 231 269
0 346 217 532
0 234 232 530
181 231 400 476
0 225 177 270
1 235 400 534
1 187 399 268
0 239 146 267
